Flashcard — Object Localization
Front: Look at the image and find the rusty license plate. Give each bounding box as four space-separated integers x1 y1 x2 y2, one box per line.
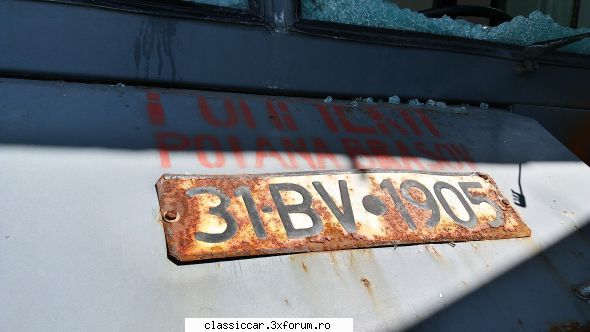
156 171 530 262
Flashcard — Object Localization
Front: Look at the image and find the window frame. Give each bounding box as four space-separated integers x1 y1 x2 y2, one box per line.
42 0 264 25
292 0 590 68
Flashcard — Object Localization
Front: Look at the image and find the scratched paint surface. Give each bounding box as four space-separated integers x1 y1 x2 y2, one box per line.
156 171 530 261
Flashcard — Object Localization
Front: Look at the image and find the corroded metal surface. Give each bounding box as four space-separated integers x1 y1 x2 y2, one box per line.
156 170 530 261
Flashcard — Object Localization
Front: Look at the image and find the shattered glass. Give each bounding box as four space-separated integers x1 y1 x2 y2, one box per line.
388 95 401 104
302 0 590 55
182 0 249 9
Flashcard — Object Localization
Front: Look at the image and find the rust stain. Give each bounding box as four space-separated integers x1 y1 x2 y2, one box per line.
328 251 339 266
359 277 377 304
155 170 531 262
549 322 590 332
408 187 426 203
426 244 442 258
360 277 371 289
301 261 308 272
347 250 356 265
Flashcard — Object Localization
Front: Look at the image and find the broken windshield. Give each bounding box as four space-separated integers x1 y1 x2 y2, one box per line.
182 0 249 10
301 0 590 55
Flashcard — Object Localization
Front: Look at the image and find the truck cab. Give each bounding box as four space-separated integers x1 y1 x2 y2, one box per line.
1 1 590 331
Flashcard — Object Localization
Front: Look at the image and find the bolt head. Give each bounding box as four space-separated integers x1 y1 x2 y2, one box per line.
163 210 178 222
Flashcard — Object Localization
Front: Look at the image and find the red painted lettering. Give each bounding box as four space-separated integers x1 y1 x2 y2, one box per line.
239 99 257 128
399 109 423 137
367 139 402 169
147 91 160 102
395 141 426 170
265 101 298 131
194 135 225 168
446 143 476 170
316 104 340 132
436 144 463 170
367 107 409 136
414 142 449 171
146 92 165 125
334 105 376 134
199 96 239 128
281 137 317 169
311 137 343 169
255 137 294 169
266 101 284 130
228 135 247 168
341 137 376 169
155 132 190 169
277 101 298 130
416 110 441 137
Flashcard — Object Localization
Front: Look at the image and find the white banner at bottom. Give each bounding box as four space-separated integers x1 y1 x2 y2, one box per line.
185 318 353 332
